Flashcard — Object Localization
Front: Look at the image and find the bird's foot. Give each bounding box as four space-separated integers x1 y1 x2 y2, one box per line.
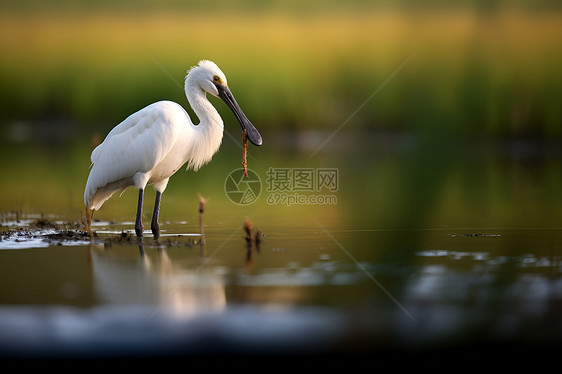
151 223 160 240
135 223 144 238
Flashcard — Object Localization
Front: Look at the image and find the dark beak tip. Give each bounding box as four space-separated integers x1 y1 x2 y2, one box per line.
247 130 262 146
253 138 263 147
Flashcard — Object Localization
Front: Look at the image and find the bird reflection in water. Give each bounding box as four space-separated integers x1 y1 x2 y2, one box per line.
89 199 265 315
90 233 223 316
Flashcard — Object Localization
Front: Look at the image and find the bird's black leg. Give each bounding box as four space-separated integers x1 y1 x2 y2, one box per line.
151 191 162 239
135 188 144 237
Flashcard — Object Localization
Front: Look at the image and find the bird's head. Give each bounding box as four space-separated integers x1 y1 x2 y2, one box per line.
187 60 262 146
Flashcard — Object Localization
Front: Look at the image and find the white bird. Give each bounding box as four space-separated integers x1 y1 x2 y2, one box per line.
84 60 262 238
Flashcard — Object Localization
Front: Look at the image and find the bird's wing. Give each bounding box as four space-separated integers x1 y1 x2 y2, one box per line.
85 101 188 206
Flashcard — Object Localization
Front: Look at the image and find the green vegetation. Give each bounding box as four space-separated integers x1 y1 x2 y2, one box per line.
0 3 560 228
0 6 560 136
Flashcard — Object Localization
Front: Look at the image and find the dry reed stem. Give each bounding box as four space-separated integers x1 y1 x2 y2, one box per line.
198 194 207 246
242 129 249 179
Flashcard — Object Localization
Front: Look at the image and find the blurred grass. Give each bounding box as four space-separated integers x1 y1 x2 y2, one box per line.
0 4 561 228
0 7 560 136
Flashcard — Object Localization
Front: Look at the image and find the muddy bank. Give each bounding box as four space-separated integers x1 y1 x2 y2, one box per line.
1 215 84 234
0 215 202 249
0 217 90 249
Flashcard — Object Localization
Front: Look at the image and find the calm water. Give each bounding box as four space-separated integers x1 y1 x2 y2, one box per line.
0 133 561 364
1 217 561 362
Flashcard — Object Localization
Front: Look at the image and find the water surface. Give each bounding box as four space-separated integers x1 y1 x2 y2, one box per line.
0 132 561 364
1 216 561 362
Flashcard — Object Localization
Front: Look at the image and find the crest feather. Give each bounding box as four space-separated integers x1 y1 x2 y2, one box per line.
186 60 222 80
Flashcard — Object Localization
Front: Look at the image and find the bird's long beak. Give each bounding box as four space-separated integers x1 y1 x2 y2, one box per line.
215 83 262 146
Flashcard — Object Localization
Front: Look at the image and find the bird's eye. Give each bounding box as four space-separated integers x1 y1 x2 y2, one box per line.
213 75 220 82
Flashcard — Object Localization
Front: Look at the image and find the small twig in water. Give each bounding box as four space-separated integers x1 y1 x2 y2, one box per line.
243 217 264 267
243 216 253 245
198 194 208 246
243 217 254 267
254 229 262 253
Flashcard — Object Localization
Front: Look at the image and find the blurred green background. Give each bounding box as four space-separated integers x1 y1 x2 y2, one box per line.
0 0 561 229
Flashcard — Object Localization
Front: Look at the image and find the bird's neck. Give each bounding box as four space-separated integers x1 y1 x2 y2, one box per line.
186 85 222 127
184 85 224 171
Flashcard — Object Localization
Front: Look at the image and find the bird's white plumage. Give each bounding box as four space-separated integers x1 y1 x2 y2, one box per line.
84 60 227 211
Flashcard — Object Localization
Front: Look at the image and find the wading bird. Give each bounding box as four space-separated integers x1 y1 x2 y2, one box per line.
84 60 262 238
